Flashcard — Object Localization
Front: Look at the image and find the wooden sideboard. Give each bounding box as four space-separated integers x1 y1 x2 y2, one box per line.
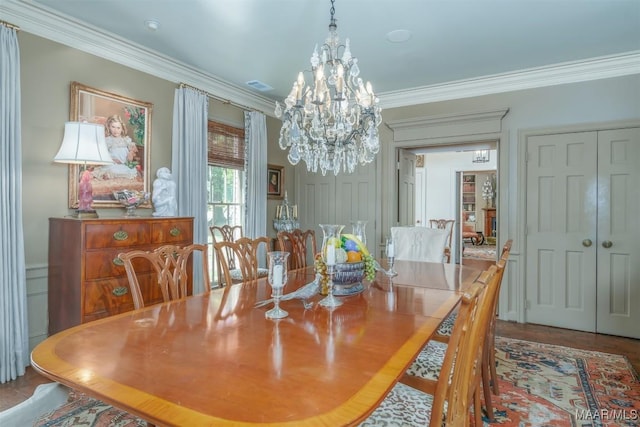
48 217 193 334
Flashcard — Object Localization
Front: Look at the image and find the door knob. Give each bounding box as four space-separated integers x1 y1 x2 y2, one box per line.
582 239 592 247
602 240 613 248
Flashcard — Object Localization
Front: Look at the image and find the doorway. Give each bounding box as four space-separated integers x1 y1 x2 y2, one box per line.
410 143 498 264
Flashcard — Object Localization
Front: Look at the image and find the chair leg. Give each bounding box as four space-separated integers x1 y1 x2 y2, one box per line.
474 386 483 427
481 353 495 422
489 340 500 395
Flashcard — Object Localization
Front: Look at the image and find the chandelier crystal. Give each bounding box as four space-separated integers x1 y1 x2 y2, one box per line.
274 0 382 176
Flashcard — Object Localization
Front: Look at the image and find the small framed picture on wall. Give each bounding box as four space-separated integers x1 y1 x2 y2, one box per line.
267 164 284 199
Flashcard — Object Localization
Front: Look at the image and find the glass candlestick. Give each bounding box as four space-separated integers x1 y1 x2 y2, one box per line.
265 251 291 319
319 224 344 308
385 236 398 277
350 220 367 245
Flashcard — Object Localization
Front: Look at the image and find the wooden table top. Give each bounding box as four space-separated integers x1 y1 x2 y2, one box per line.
31 263 481 426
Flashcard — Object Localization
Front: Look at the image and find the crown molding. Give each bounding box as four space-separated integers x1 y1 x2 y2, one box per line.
379 51 640 109
3 0 639 114
1 0 277 116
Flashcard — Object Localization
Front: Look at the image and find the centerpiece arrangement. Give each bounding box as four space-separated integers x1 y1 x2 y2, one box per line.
314 231 376 297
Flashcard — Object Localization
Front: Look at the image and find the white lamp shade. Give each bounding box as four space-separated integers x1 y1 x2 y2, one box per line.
54 122 113 165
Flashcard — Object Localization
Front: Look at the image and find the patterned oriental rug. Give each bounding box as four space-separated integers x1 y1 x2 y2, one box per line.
464 244 497 260
31 337 640 426
488 337 640 426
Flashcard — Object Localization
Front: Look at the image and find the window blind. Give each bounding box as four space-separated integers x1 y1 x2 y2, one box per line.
207 121 245 169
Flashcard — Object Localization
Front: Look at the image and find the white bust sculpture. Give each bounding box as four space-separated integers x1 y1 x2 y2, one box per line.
152 167 177 217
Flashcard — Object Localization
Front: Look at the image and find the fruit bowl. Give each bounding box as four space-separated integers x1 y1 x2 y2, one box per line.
113 190 149 217
334 261 365 285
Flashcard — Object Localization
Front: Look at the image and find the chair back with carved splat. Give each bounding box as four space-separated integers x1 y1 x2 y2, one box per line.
276 229 317 270
118 244 210 310
214 237 272 286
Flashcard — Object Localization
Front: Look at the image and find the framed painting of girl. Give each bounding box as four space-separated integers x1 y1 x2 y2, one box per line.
67 81 153 208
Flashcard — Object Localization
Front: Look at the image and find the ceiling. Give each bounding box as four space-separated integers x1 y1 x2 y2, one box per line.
4 0 640 112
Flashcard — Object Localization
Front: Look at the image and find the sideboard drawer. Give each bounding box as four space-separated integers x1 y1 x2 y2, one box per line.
84 249 156 280
151 219 193 244
85 223 151 249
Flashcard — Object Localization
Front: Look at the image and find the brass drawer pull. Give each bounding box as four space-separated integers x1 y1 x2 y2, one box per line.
113 230 129 241
113 257 124 266
170 227 181 237
112 286 128 297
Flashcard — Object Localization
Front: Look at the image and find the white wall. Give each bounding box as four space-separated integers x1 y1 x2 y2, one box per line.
419 150 497 226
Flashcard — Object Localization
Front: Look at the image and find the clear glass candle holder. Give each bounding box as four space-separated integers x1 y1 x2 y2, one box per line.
265 251 290 319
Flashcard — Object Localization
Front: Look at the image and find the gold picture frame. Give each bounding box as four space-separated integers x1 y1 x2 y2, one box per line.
267 164 284 199
67 81 153 208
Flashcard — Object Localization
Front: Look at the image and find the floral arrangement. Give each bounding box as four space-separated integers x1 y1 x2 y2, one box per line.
482 176 495 201
124 106 146 146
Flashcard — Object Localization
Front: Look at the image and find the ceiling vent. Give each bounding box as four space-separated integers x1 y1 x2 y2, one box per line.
246 80 273 92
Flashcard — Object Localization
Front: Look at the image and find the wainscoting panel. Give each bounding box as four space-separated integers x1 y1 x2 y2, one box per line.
26 264 48 352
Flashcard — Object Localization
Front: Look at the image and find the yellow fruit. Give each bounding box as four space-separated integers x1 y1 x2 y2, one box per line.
346 251 362 262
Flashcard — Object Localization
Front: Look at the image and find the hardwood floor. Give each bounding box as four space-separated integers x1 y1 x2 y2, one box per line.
1 320 638 413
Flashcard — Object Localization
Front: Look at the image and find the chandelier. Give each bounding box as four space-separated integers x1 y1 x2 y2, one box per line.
274 0 382 176
472 149 490 163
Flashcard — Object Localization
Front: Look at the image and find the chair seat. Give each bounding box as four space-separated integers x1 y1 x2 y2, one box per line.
406 341 447 381
435 311 457 336
33 389 146 426
229 267 268 281
359 382 435 427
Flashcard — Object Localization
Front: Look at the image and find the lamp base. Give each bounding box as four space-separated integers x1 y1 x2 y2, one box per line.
74 209 99 219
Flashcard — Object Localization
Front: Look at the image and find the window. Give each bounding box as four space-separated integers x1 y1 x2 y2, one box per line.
207 121 245 283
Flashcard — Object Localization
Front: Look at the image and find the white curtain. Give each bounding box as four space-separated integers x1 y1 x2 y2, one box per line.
171 87 209 293
244 111 267 239
0 24 29 383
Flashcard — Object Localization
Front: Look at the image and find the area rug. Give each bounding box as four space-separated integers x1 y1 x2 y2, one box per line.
488 337 640 426
464 244 497 260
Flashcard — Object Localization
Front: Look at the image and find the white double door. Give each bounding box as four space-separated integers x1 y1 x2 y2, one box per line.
525 128 640 339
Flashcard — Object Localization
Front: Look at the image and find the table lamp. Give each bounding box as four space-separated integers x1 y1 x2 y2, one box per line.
54 122 113 218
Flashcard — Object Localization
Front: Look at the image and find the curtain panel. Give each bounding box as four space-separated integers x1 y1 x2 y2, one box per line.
171 87 209 294
0 24 29 383
244 111 267 241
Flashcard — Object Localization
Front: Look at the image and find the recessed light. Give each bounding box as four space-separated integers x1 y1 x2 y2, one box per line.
386 29 411 43
145 20 160 31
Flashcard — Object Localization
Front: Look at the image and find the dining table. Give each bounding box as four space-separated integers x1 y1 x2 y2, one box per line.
31 261 482 426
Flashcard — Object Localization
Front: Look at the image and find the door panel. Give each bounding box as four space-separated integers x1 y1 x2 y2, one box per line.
596 128 640 338
525 132 598 332
297 161 378 252
398 149 416 226
336 162 378 247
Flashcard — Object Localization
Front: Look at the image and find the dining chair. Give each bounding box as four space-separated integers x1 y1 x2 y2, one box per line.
360 274 488 426
429 239 512 421
276 228 317 270
390 226 450 263
396 265 499 426
428 219 455 263
118 243 210 310
209 224 243 286
214 236 272 286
